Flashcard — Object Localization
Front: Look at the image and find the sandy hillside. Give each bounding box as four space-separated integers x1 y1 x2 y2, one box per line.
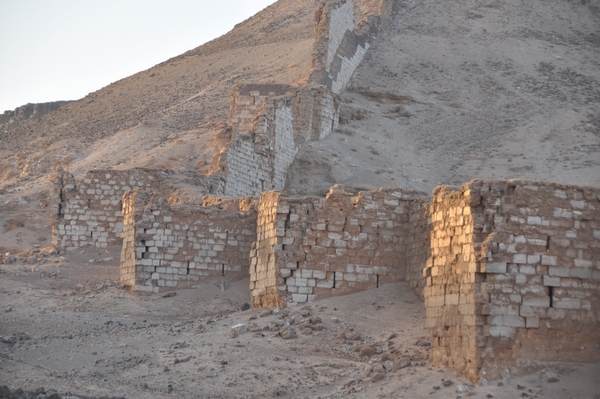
287 0 600 195
0 0 319 185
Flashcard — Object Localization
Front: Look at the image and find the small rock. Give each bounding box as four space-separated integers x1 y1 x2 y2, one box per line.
456 384 469 394
281 328 297 340
433 386 441 391
259 309 271 318
383 360 394 371
161 292 176 298
393 356 411 371
301 327 312 335
231 323 246 335
346 332 361 341
331 317 339 323
5 307 12 313
443 379 454 387
357 345 376 357
545 371 560 383
517 384 526 390
272 307 280 315
240 303 251 311
370 372 385 383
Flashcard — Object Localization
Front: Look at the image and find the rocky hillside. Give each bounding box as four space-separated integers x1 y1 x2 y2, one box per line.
287 0 600 195
0 101 72 134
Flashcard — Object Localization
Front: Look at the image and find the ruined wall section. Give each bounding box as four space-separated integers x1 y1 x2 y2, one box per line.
51 168 175 250
250 185 429 307
209 84 340 197
310 0 382 94
119 189 139 288
119 190 257 293
424 184 484 382
405 201 432 300
249 191 287 308
425 180 600 382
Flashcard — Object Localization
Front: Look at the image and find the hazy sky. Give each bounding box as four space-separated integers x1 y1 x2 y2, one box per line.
0 0 277 113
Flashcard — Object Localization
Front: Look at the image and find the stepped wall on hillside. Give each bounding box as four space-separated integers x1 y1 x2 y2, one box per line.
424 180 600 382
208 84 340 197
311 0 382 94
206 0 387 198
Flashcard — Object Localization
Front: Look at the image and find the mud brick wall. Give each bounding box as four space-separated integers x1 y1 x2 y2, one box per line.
51 168 172 250
424 180 600 382
250 185 429 306
120 190 257 294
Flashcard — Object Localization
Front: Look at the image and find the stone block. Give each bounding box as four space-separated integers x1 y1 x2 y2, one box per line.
570 268 591 279
543 275 561 287
484 262 507 273
555 298 581 309
549 267 570 277
513 254 527 263
522 296 550 308
525 317 540 328
292 294 308 303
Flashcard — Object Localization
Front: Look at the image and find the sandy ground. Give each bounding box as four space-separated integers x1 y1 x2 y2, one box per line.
1 247 599 399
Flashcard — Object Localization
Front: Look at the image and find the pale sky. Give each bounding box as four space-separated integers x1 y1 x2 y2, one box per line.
0 0 277 113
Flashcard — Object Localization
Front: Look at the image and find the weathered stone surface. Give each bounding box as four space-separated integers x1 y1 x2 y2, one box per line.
425 179 600 383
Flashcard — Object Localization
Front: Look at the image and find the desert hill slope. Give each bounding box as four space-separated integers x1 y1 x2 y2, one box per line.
287 0 600 195
0 0 320 182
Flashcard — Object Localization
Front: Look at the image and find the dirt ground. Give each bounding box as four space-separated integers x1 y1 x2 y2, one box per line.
1 246 599 399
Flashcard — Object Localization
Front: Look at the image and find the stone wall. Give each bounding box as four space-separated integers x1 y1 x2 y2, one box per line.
205 0 394 198
119 190 257 293
51 169 170 250
424 180 600 382
311 0 383 94
209 84 340 198
249 191 287 308
249 185 430 307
